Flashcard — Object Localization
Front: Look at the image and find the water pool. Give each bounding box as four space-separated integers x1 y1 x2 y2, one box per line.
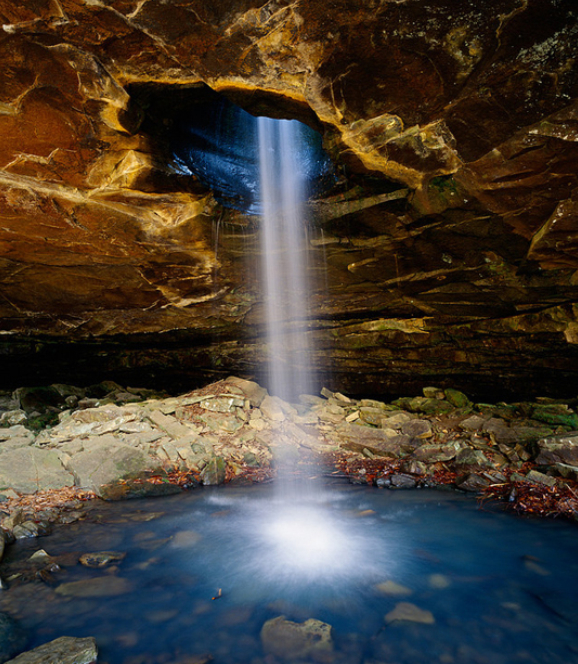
1 484 577 664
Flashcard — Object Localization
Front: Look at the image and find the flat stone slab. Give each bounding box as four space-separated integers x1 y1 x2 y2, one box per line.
0 448 74 494
4 636 97 664
66 439 160 495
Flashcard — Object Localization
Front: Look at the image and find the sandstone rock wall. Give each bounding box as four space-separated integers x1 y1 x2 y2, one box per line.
0 0 577 398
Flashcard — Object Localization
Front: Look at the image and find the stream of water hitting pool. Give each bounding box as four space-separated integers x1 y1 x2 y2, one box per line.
255 116 358 578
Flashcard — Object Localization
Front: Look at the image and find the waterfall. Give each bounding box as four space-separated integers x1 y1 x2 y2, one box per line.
258 116 313 401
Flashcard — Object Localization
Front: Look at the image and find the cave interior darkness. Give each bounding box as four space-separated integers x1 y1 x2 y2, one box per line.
129 84 338 214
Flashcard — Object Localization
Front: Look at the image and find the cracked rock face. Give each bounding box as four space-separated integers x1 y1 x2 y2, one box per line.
0 0 577 398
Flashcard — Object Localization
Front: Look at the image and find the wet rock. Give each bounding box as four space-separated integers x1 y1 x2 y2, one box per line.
3 636 97 664
454 448 493 470
79 551 126 568
428 574 451 589
200 457 226 485
456 473 491 492
389 474 417 489
535 433 578 466
11 522 48 540
384 602 435 625
98 480 183 500
411 441 463 463
260 616 333 661
0 613 27 664
56 576 132 598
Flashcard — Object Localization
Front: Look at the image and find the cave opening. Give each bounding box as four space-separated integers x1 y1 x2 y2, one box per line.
128 83 336 214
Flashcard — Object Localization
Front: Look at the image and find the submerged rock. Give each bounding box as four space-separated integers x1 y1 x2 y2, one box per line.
260 616 333 661
384 602 435 625
55 576 132 598
79 551 126 568
0 613 27 664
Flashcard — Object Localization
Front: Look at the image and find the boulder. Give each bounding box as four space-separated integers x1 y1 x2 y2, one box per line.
66 439 159 495
3 636 97 664
0 448 74 494
535 433 578 466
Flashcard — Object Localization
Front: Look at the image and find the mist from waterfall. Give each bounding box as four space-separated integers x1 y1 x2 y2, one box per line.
258 116 313 401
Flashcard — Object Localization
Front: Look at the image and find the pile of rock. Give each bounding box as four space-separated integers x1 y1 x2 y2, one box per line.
1 377 578 544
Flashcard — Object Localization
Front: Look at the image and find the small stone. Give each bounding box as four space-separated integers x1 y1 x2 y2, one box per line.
385 602 435 625
28 549 51 563
454 448 493 470
79 551 126 568
428 574 451 589
375 580 413 596
169 530 202 548
226 377 267 407
12 521 41 539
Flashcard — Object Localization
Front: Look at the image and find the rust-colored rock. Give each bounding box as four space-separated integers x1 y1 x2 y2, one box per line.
0 0 577 398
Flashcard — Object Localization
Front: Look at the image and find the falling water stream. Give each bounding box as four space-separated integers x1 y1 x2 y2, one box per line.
1 114 578 664
258 116 313 400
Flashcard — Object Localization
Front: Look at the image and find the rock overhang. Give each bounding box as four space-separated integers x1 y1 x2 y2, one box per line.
0 0 577 398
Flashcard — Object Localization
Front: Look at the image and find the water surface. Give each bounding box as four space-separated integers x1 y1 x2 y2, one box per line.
1 485 578 664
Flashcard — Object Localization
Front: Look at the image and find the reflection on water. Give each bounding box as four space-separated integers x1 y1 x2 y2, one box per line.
1 484 578 664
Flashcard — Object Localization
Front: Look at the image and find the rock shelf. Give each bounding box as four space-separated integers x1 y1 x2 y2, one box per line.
1 376 578 555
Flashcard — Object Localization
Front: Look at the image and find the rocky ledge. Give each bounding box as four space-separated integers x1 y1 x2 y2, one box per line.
1 376 577 555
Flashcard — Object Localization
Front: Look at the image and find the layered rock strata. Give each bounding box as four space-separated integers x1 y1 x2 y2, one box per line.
0 1 577 396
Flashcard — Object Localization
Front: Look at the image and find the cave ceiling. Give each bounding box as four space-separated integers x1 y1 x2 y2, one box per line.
0 0 577 397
